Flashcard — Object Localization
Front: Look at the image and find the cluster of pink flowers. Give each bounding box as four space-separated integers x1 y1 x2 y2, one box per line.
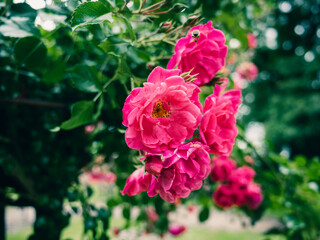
120 21 261 205
211 156 263 209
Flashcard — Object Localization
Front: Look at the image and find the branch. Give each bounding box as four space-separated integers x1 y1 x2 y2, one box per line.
0 98 66 108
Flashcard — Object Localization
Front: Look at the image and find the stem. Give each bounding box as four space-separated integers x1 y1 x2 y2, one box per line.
0 0 12 17
136 30 159 43
93 74 118 102
130 77 135 90
162 39 175 45
141 0 165 12
120 1 127 11
144 10 168 15
99 56 111 79
137 0 146 12
0 98 66 108
142 6 161 14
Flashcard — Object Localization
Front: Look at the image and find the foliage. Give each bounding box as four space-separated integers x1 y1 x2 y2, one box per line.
0 0 319 240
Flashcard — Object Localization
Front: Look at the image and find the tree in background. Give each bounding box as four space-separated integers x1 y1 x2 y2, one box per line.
242 0 320 158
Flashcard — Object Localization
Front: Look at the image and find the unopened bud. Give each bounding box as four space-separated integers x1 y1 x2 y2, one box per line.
159 22 172 33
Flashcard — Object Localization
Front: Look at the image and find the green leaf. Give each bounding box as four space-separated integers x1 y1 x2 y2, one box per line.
0 17 35 38
14 37 47 69
99 36 130 56
60 101 94 130
198 206 210 222
69 65 104 93
70 1 114 31
42 61 66 83
116 15 136 42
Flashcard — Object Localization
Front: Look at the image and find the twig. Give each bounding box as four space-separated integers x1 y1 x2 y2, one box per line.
137 0 146 12
141 0 165 12
0 98 66 108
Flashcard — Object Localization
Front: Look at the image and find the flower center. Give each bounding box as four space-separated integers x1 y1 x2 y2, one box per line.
152 101 170 118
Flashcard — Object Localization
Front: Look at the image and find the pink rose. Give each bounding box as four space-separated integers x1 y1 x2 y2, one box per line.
212 184 235 209
168 225 187 236
120 167 153 196
247 33 258 49
245 182 263 209
211 156 236 182
148 141 211 203
228 166 256 187
235 62 259 82
84 166 117 183
199 81 241 156
213 183 247 208
144 155 163 177
167 21 228 86
123 67 202 156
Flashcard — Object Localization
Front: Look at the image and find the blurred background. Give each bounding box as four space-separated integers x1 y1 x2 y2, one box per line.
0 0 320 239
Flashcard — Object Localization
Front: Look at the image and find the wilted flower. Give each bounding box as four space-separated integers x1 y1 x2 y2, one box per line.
167 21 228 86
120 167 153 196
199 80 241 156
123 67 202 157
168 224 187 236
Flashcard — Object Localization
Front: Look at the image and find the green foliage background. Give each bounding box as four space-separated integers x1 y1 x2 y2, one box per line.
0 0 319 240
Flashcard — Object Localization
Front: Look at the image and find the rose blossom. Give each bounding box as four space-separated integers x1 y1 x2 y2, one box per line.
144 155 163 177
120 167 153 196
245 182 263 209
199 80 241 156
123 67 202 156
211 156 236 182
212 184 235 208
83 166 117 184
213 166 262 209
247 33 258 49
147 141 211 203
228 166 256 187
167 21 228 86
235 61 259 82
